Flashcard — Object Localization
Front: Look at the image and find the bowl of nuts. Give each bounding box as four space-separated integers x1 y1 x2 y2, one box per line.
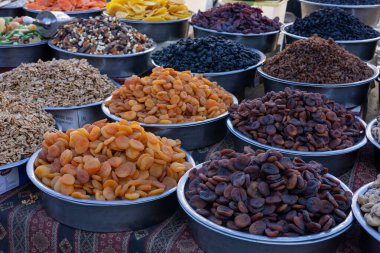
26 119 195 232
366 117 380 150
48 16 156 78
352 176 380 253
102 67 237 150
177 148 354 253
227 88 367 176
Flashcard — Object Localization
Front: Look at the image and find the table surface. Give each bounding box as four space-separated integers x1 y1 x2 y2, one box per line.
0 139 379 253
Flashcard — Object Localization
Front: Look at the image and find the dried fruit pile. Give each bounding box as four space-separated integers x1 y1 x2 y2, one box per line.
358 175 380 233
0 59 116 107
185 148 352 237
191 2 281 34
105 67 234 124
262 36 373 84
51 16 153 55
0 92 56 165
0 17 44 45
152 36 261 73
106 0 191 21
230 88 364 152
34 119 193 200
288 8 380 40
308 0 380 4
25 0 105 11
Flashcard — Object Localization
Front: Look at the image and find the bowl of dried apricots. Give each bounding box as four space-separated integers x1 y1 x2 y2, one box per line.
23 0 106 18
105 0 191 43
26 119 195 232
102 67 237 150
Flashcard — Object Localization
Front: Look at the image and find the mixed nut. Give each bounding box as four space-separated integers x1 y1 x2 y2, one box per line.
371 116 380 144
34 119 193 200
185 148 352 237
230 88 365 152
105 67 234 124
51 16 154 55
357 175 380 233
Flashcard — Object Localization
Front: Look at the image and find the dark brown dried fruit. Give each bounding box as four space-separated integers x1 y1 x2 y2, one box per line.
249 220 267 235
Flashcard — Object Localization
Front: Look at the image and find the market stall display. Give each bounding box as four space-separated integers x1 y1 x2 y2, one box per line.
352 176 380 253
23 0 105 18
49 16 155 77
27 119 195 231
282 8 380 60
177 148 353 253
0 91 56 194
102 67 236 150
298 0 380 27
0 59 117 130
105 0 191 42
191 2 281 53
151 36 265 99
258 36 379 108
0 16 51 67
227 88 367 175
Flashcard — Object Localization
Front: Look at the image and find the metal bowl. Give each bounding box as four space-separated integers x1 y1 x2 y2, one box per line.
0 7 23 17
48 40 156 78
102 95 238 150
281 23 380 61
0 41 52 67
151 49 266 101
366 118 380 149
227 117 367 176
43 80 119 131
192 25 280 54
298 0 380 27
0 158 30 194
26 148 195 232
177 163 354 253
23 7 104 18
103 11 189 43
352 182 380 253
258 64 379 109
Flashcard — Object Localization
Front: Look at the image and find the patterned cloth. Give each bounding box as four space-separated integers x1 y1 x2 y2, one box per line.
0 142 379 253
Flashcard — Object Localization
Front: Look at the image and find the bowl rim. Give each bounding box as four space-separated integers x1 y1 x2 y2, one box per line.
0 158 30 170
257 63 379 88
47 40 157 58
365 118 380 150
27 148 195 206
42 80 120 110
226 117 367 157
102 94 238 128
352 182 380 242
151 48 266 76
0 40 47 48
0 6 22 9
177 163 353 244
298 0 380 8
102 11 191 23
281 23 380 43
192 24 281 37
22 6 106 14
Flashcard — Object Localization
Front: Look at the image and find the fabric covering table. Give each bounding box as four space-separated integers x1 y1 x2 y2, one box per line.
0 137 379 253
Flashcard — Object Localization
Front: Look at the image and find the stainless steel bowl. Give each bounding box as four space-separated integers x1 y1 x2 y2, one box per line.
298 0 380 27
43 81 119 131
48 40 156 78
27 148 195 232
0 41 51 67
366 118 380 149
281 23 380 61
104 12 189 43
23 7 104 18
227 118 367 176
258 64 379 109
152 49 266 101
177 163 354 253
0 7 23 17
102 95 238 150
0 158 30 194
192 25 280 54
352 182 380 253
